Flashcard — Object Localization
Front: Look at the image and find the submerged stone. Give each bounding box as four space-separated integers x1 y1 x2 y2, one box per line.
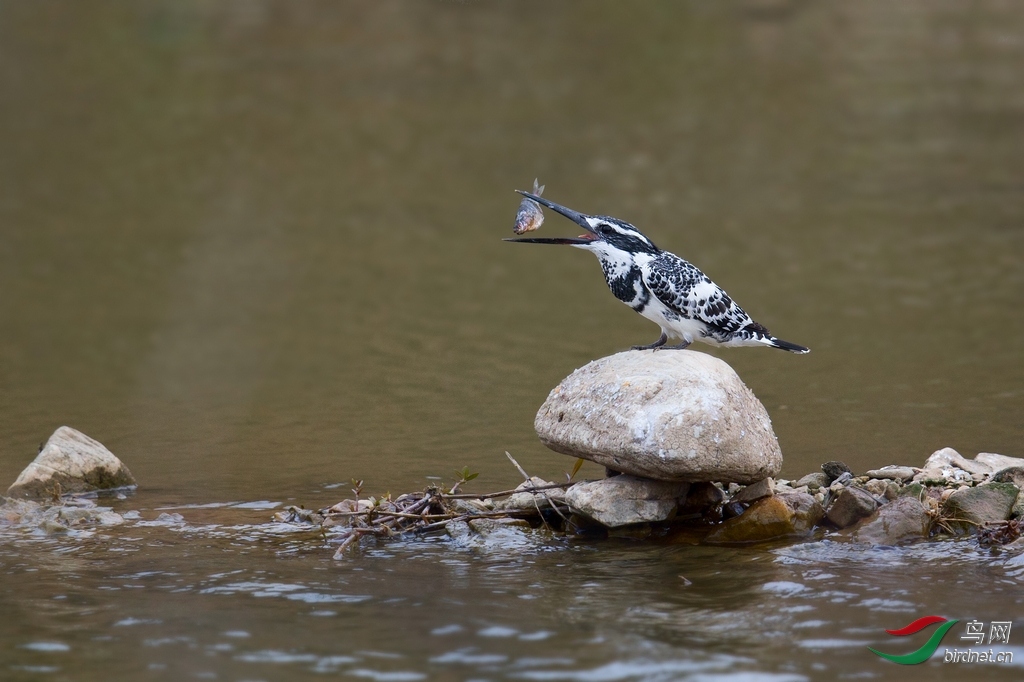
534 351 782 484
468 518 531 534
564 475 689 528
0 497 124 532
6 426 136 499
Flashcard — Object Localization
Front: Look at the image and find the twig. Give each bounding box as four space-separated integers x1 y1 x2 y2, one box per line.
319 461 577 559
413 508 542 534
443 482 574 500
505 451 569 523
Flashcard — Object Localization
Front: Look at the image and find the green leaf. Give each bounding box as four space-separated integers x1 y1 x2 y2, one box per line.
570 458 585 480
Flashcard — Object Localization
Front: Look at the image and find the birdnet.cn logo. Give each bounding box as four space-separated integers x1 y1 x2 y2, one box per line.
869 616 1014 665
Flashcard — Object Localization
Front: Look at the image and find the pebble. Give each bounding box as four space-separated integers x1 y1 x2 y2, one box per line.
865 465 916 482
731 478 775 504
794 472 830 490
821 461 852 483
862 478 888 498
833 472 854 486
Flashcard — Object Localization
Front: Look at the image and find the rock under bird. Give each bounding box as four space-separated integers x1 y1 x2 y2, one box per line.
504 191 810 354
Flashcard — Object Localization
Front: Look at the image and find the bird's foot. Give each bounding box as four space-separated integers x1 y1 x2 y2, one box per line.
631 332 668 351
663 340 691 350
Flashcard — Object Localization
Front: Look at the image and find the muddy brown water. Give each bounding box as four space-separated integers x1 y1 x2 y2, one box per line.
1 2 1022 680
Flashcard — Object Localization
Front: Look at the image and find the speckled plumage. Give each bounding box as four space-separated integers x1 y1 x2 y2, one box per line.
505 193 809 354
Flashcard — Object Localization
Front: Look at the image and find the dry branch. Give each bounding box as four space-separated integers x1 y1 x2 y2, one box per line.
273 454 575 558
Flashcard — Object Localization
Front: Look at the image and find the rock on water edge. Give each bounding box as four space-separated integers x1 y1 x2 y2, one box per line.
6 426 136 499
850 496 932 545
705 492 823 544
825 487 879 529
535 351 782 485
564 476 689 528
941 483 1019 534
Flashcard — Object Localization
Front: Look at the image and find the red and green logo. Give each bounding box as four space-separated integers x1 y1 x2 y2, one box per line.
869 615 960 665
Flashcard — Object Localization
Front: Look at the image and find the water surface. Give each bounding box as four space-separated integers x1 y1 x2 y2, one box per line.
1 1 1022 679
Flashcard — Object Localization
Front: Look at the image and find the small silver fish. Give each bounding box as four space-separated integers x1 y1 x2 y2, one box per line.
513 178 545 235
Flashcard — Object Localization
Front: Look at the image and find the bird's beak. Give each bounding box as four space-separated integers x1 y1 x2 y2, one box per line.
503 191 599 245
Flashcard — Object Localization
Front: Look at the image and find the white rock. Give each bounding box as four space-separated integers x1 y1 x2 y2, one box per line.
922 448 993 476
534 351 782 484
6 426 136 499
976 453 1024 471
564 475 689 528
865 466 916 481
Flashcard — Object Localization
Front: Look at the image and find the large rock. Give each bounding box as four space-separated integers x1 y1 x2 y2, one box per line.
564 475 689 528
850 497 932 545
941 483 1019 534
705 492 823 544
6 426 136 499
535 351 781 484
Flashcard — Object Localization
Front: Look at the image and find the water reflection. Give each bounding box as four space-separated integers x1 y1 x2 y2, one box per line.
1 0 1023 680
2 493 1023 679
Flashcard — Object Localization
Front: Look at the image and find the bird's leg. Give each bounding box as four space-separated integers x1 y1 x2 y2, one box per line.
632 331 667 351
663 339 691 350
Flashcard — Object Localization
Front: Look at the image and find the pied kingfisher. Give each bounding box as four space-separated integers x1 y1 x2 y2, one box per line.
505 191 810 354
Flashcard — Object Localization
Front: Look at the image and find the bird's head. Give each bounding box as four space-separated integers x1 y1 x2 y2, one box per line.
504 192 659 258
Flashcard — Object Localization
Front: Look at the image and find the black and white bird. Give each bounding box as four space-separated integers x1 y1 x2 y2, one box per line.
505 191 810 354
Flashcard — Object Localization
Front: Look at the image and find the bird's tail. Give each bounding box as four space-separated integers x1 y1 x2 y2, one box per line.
766 337 810 354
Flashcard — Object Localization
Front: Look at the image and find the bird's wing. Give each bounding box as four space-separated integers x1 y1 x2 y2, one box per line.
642 253 765 335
